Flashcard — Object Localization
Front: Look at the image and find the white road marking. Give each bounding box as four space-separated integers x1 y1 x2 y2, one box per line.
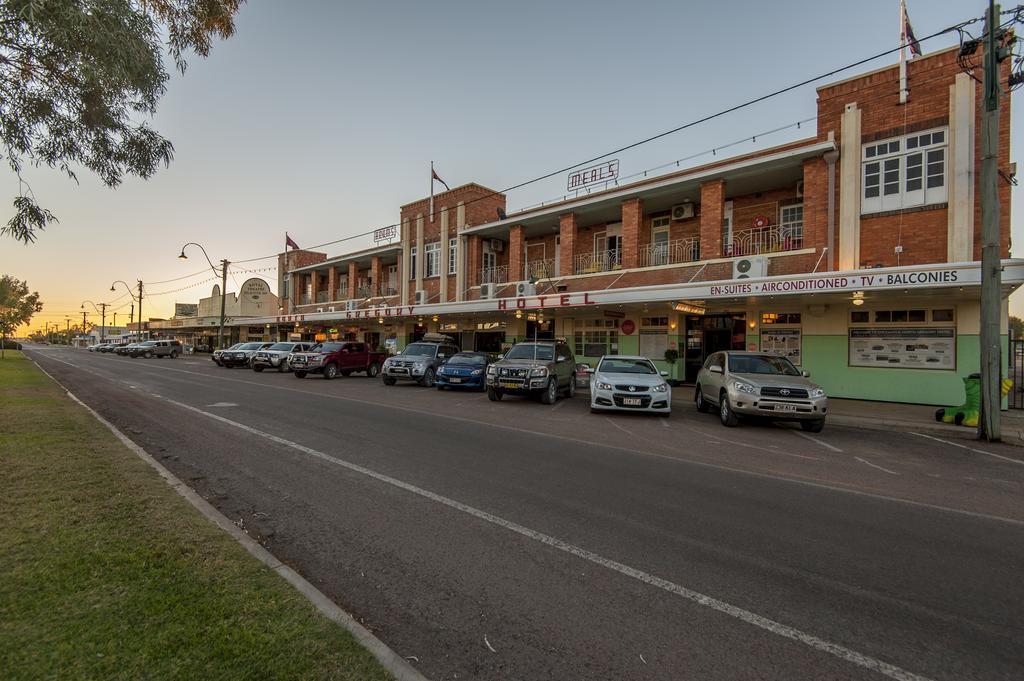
660 418 670 428
792 430 843 453
678 424 822 461
152 395 937 681
854 457 899 476
207 402 239 407
910 432 1024 466
31 351 1024 526
550 400 566 411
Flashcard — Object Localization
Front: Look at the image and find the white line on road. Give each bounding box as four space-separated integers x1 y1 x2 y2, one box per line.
155 395 937 681
792 430 843 453
660 418 670 428
550 400 566 411
910 432 1024 466
854 457 899 476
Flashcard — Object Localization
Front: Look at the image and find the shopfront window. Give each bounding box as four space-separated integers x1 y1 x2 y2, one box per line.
573 318 618 358
639 316 668 359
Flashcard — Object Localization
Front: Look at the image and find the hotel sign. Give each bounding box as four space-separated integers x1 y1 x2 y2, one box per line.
568 160 619 192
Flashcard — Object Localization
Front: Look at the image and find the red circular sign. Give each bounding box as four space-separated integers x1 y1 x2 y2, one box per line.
620 320 636 335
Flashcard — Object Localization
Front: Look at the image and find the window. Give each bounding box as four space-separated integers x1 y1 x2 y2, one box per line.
409 246 417 280
448 237 458 275
850 311 870 323
651 217 670 266
779 204 804 245
862 127 947 213
867 309 933 324
932 309 955 322
639 317 668 358
761 312 802 325
573 318 618 358
425 241 441 278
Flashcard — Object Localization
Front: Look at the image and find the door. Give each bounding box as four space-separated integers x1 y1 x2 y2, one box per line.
554 236 561 276
701 352 725 401
387 265 398 295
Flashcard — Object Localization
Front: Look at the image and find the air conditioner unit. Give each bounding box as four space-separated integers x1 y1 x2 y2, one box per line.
795 180 804 198
671 202 695 221
515 281 536 297
328 306 335 312
490 239 505 253
414 290 427 305
345 300 358 311
733 255 768 279
480 283 496 299
316 307 324 313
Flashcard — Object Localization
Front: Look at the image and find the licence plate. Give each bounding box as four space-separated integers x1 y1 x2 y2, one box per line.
450 377 462 383
393 368 408 374
623 397 642 406
501 382 520 389
775 404 797 412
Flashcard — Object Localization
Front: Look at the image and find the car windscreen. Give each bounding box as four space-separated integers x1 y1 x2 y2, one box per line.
268 343 294 351
310 342 343 353
401 343 437 357
598 358 657 374
504 345 554 361
448 353 487 366
238 343 264 350
138 341 156 347
728 355 801 376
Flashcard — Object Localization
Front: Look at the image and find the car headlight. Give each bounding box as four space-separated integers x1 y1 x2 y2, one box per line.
530 367 548 377
809 387 826 398
487 365 496 374
733 380 757 395
414 362 425 370
651 383 669 393
596 381 613 391
471 369 483 376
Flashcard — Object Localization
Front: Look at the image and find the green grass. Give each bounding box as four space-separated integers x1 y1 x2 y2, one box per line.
0 352 394 681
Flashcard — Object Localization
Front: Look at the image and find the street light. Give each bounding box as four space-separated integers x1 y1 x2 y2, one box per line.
81 300 109 343
178 242 230 350
111 280 145 341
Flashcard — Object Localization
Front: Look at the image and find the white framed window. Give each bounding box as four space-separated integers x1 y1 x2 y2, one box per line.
573 318 619 358
639 316 669 358
424 241 441 278
651 216 670 266
448 237 457 275
409 246 417 280
779 204 804 244
862 128 947 214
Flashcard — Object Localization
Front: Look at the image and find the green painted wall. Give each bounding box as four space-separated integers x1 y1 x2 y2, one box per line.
802 334 1008 406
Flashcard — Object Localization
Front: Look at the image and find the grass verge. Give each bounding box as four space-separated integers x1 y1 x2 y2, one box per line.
0 351 394 681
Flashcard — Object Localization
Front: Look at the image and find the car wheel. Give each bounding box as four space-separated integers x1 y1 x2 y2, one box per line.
695 387 710 413
294 371 307 378
541 378 557 405
144 351 152 359
382 376 396 386
367 363 380 378
253 366 264 372
420 368 435 388
170 351 178 358
487 387 503 401
323 363 338 380
800 420 825 433
565 375 576 398
719 391 739 427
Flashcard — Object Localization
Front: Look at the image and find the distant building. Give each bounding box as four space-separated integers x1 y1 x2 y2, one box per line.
148 278 279 348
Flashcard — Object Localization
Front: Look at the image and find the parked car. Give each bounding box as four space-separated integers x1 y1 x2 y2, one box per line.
486 340 576 404
220 342 274 368
96 343 118 353
251 342 313 372
436 351 491 391
695 351 828 431
381 334 460 387
130 339 182 359
289 341 386 379
116 343 141 356
589 355 671 415
212 343 243 366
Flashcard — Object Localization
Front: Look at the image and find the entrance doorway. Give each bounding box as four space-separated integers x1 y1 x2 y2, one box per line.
683 313 746 382
474 331 504 353
525 319 554 341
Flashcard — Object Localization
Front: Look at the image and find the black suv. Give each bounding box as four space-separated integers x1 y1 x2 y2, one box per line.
486 340 576 404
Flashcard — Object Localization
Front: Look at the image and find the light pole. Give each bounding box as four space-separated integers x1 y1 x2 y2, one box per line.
111 280 145 341
178 242 230 350
82 300 108 343
65 317 71 345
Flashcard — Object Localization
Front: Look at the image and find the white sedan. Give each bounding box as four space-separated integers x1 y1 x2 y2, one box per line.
589 355 672 415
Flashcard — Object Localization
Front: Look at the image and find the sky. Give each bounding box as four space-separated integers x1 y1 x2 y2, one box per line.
2 0 1020 333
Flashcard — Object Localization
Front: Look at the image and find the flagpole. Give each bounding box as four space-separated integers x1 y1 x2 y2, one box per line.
899 0 908 104
429 161 435 223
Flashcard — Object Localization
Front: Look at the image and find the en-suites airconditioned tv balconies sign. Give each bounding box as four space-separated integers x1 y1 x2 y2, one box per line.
848 327 956 370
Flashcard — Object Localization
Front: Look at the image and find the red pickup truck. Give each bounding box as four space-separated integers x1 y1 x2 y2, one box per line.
287 341 386 379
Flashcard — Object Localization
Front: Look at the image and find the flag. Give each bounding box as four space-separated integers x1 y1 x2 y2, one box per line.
431 168 450 191
902 1 921 57
285 233 299 250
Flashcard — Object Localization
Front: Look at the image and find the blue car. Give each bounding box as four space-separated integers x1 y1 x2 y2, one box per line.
436 351 491 391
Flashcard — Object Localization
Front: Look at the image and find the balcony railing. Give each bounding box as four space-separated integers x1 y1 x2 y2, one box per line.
574 249 621 275
525 258 557 280
357 286 372 299
639 238 700 268
379 286 398 297
480 265 509 285
316 291 329 303
300 294 312 305
727 224 804 257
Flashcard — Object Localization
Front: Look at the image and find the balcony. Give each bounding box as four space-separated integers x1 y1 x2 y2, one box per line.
379 286 398 297
480 265 509 285
357 286 373 299
525 258 557 280
726 224 804 257
574 249 621 275
300 294 312 305
316 291 329 303
639 238 700 268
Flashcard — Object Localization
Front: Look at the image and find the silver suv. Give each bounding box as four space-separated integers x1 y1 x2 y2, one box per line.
130 339 182 359
381 335 459 387
251 342 312 372
695 351 827 431
486 340 576 404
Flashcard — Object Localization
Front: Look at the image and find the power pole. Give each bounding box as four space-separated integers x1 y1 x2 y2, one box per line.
979 0 1003 441
99 303 107 343
218 259 229 350
65 318 71 345
137 280 145 341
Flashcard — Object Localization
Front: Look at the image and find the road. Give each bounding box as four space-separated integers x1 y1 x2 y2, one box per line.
25 345 1024 681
